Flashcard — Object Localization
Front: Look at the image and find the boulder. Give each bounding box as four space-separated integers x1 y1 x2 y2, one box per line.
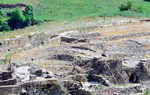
61 36 87 43
0 71 12 80
30 69 42 76
20 89 27 95
87 74 111 86
29 65 43 76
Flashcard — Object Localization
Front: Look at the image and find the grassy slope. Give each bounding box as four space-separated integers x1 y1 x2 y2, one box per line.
0 0 150 21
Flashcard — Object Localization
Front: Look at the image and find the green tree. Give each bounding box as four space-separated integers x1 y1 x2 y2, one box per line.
23 5 34 26
0 19 10 32
8 8 25 30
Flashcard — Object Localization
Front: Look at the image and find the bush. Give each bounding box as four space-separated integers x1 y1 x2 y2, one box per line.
8 8 25 30
144 0 150 2
0 20 10 32
119 1 132 11
23 5 34 26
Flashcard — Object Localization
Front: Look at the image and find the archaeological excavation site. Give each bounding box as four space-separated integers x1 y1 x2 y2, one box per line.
1 0 150 95
0 17 150 95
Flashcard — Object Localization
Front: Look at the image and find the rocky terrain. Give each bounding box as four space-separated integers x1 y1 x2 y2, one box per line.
1 17 150 95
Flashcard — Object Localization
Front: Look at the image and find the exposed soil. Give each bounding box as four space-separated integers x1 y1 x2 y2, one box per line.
1 17 150 95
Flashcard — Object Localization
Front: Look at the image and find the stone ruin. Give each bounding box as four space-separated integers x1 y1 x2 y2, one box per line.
0 64 65 95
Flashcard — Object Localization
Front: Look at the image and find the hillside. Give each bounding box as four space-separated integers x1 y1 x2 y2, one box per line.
1 0 150 21
0 16 150 95
1 0 150 95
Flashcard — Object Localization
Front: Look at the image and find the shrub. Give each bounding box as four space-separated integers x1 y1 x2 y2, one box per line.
119 1 132 11
23 5 34 26
4 53 11 64
144 0 150 2
8 8 25 30
0 20 10 32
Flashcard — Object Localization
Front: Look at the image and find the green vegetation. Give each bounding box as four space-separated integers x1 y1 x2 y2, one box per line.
0 20 10 31
119 1 143 13
0 53 11 65
143 89 150 95
1 0 150 21
4 53 11 64
8 8 25 30
23 5 34 26
144 0 150 2
0 5 35 32
119 1 133 11
0 0 28 4
95 85 103 90
0 0 150 31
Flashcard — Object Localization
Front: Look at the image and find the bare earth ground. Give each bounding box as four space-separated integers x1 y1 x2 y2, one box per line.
3 17 150 94
11 17 150 63
8 17 150 74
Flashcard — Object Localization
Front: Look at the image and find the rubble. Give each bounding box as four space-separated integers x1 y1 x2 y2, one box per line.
0 64 65 95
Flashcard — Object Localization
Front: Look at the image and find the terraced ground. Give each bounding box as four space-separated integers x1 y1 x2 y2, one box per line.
2 0 150 94
10 17 150 61
1 17 149 94
1 16 150 94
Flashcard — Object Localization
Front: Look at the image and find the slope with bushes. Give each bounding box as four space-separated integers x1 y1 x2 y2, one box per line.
0 5 37 32
0 0 149 21
1 0 150 32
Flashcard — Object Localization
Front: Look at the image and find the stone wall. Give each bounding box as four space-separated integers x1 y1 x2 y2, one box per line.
0 79 64 95
0 33 50 57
